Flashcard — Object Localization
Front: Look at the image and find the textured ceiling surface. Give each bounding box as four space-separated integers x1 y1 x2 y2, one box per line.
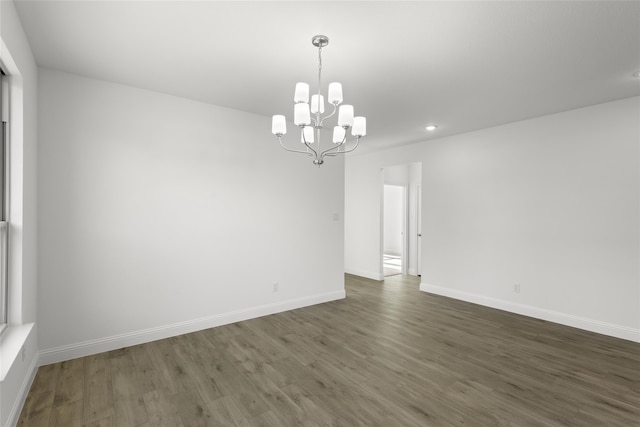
13 1 640 153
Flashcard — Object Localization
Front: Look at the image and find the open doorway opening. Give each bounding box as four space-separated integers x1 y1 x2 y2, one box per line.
381 163 422 278
383 185 404 276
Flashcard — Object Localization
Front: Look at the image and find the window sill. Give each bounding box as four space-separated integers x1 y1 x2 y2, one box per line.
0 323 34 381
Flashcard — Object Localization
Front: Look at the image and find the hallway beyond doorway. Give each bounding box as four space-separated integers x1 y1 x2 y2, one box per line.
383 254 401 276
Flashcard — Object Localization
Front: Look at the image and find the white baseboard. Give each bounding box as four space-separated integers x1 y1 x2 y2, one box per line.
420 283 640 343
5 353 38 427
345 267 383 281
39 290 345 366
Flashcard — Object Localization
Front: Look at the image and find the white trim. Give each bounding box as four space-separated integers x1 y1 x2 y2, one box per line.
402 185 409 275
345 268 383 281
4 351 38 427
379 168 385 283
0 37 26 327
420 282 640 343
0 323 33 381
416 185 422 277
39 290 345 365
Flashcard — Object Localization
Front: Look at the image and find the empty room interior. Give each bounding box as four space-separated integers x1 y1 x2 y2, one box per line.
1 1 639 426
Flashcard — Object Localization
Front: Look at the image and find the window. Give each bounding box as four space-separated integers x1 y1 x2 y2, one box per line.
0 68 8 331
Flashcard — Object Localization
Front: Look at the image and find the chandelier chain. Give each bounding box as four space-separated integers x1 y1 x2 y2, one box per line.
317 45 323 143
318 45 323 88
317 45 323 125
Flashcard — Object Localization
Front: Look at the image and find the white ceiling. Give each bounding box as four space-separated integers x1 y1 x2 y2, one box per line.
13 0 640 153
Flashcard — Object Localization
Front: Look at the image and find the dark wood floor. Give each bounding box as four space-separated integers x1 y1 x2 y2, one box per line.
18 274 640 426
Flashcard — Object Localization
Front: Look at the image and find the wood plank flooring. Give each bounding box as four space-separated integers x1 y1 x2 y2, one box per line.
18 274 640 426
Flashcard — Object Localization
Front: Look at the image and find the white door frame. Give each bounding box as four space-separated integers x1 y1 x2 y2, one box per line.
417 184 422 276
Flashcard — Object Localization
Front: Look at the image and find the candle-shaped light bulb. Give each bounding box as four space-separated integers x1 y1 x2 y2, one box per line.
294 82 309 104
352 117 366 137
310 94 325 114
332 126 346 144
338 105 354 127
328 82 343 105
272 115 287 135
301 126 314 144
294 103 311 126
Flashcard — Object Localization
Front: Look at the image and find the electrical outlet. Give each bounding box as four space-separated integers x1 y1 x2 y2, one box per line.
514 283 521 293
272 282 279 293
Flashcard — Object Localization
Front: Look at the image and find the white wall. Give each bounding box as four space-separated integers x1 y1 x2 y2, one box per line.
0 1 39 426
345 97 640 342
383 163 409 186
37 69 345 363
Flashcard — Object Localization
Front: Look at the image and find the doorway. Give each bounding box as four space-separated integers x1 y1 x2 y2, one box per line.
381 163 422 278
383 185 405 276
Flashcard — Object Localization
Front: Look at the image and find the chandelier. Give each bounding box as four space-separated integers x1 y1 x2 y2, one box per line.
271 35 366 166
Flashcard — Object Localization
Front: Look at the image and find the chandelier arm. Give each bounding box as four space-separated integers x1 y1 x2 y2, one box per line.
324 137 361 157
318 141 346 158
323 148 343 157
343 137 361 153
318 139 350 162
278 136 315 156
301 132 320 159
317 103 338 128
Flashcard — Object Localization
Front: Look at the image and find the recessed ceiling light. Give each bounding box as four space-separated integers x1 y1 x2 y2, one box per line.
425 125 438 131
633 71 640 78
